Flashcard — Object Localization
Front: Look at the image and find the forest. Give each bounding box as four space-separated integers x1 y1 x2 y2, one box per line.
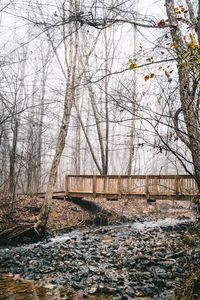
0 0 200 299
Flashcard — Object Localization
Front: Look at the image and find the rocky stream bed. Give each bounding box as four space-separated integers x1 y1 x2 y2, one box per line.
0 217 200 300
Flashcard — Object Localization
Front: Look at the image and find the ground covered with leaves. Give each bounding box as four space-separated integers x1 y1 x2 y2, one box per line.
0 193 196 234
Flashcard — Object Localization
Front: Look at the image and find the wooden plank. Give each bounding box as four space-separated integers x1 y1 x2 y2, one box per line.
129 176 132 194
154 177 158 194
118 176 122 198
65 175 69 197
81 177 84 192
175 175 179 199
146 175 149 198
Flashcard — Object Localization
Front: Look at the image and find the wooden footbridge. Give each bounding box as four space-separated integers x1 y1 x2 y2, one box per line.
61 175 199 200
37 175 199 200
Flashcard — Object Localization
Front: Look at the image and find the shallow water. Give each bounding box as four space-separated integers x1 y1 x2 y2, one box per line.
1 217 193 251
0 274 49 300
48 217 194 245
0 274 113 300
131 217 193 230
0 217 194 300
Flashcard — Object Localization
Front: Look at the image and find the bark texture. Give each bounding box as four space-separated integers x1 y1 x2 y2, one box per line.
35 11 78 232
166 0 200 189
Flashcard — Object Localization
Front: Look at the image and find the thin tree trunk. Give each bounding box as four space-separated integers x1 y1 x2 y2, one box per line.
75 112 81 175
127 20 138 175
34 45 50 192
76 106 103 174
104 29 109 175
87 84 105 172
9 117 18 193
36 12 78 231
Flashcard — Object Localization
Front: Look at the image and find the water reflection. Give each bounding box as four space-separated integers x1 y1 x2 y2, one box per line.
0 274 113 300
0 274 56 300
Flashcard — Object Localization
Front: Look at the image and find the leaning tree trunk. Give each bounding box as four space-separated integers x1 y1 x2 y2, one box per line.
35 29 78 233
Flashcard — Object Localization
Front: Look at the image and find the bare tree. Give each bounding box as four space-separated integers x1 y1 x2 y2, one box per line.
35 0 79 232
165 0 200 188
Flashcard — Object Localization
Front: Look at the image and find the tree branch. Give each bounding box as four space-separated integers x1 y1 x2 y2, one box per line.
89 58 176 84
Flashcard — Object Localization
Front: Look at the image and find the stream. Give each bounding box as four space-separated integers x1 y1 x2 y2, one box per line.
0 217 199 300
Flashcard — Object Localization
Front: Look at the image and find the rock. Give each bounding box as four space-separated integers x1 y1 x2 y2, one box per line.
175 267 185 273
41 244 50 250
44 284 55 289
116 286 125 294
88 284 98 294
155 279 165 288
154 267 168 279
28 259 38 266
113 295 121 300
158 260 176 268
125 286 135 297
79 267 89 276
41 266 55 274
89 266 98 273
121 295 129 300
165 281 175 288
139 284 157 296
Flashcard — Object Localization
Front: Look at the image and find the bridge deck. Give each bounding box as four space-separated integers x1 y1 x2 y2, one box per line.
38 191 65 200
64 175 199 200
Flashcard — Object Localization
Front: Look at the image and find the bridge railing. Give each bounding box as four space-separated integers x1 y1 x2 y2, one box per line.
65 175 199 199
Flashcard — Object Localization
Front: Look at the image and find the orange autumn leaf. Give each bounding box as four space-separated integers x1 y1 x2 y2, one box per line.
144 75 150 81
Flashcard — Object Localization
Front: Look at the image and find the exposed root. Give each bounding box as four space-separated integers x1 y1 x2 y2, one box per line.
0 222 42 246
0 210 48 246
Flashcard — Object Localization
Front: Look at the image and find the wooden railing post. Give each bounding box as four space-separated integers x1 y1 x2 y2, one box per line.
65 175 69 198
118 176 122 198
154 176 158 194
146 175 149 198
175 175 179 199
81 177 84 192
129 176 132 194
93 175 97 197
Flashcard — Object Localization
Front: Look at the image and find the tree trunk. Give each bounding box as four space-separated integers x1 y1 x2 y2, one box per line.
127 21 137 175
9 118 18 194
35 13 78 232
166 0 200 190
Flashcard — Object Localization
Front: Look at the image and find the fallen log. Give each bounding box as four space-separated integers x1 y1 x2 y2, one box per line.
0 203 50 246
0 222 42 246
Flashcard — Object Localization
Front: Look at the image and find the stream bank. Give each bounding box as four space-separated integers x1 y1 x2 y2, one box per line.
0 217 200 299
